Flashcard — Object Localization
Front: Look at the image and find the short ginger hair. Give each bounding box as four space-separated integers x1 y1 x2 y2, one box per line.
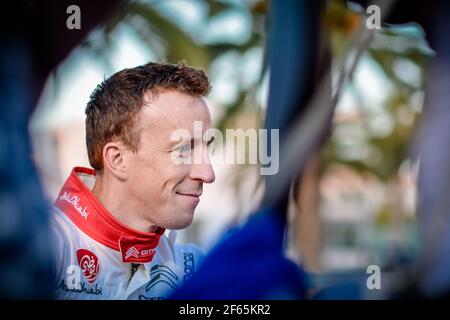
85 62 211 170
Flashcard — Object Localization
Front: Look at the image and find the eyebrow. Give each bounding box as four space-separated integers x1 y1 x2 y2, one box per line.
168 136 216 150
191 136 215 148
169 136 215 150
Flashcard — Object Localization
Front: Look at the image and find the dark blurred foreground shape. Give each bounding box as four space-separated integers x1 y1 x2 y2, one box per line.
409 0 450 299
0 0 120 299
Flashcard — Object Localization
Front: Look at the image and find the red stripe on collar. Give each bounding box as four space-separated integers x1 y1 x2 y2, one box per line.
54 167 165 263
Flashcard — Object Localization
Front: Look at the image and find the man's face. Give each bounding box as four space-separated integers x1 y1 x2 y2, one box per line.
125 90 215 230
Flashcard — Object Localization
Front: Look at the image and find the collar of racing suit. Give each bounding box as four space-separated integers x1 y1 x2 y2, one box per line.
54 166 165 263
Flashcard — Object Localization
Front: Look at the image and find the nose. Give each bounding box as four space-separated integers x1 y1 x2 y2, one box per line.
189 162 215 184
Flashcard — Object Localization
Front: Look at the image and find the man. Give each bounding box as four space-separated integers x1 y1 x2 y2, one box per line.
51 62 215 299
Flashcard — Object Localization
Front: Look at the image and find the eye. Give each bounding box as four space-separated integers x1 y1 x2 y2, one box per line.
177 144 191 157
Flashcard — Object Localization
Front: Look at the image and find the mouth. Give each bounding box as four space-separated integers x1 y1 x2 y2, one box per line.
175 191 202 198
175 191 201 207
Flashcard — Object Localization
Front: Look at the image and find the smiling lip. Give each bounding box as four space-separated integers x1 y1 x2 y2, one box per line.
175 191 201 206
175 192 202 198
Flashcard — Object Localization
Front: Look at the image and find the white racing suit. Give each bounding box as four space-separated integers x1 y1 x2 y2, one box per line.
50 167 202 300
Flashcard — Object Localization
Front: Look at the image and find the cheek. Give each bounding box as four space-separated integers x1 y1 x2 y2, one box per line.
167 164 192 186
127 152 160 192
128 146 164 176
128 150 191 194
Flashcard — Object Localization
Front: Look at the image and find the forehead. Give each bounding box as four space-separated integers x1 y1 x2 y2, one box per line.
138 90 211 140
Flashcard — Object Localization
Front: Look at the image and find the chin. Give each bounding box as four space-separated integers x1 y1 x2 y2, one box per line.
172 218 194 230
163 212 194 230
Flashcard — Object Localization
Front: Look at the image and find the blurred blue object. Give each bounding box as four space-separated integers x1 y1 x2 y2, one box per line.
0 40 54 299
413 1 450 297
170 208 307 299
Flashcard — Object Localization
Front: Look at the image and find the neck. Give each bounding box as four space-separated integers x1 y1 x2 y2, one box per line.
92 172 159 233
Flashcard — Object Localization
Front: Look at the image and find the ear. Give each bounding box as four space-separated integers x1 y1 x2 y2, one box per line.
102 142 129 180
